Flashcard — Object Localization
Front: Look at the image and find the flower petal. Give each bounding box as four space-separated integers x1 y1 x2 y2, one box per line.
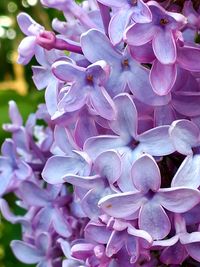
139 202 171 240
158 187 200 213
152 30 176 64
53 209 72 238
125 23 155 46
160 242 187 265
177 45 200 72
138 126 175 156
132 0 152 23
169 119 200 155
52 61 84 82
98 192 144 218
94 150 121 184
109 9 132 45
106 231 126 257
63 174 102 189
154 105 176 126
42 156 86 184
58 85 86 113
90 86 116 120
150 60 177 95
11 241 43 264
110 93 138 141
81 29 121 63
131 154 161 193
84 135 125 160
20 181 51 206
85 222 111 244
172 155 200 188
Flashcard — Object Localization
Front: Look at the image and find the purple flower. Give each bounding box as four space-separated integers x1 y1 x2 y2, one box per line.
52 60 116 120
81 29 170 104
154 214 200 264
85 94 175 191
0 139 32 196
5 1 200 266
97 0 152 45
99 154 200 239
125 1 186 64
11 232 61 266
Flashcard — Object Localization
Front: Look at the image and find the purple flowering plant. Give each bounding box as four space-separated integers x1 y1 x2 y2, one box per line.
1 0 200 266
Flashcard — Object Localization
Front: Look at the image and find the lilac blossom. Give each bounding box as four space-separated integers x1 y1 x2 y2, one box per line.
81 28 170 104
125 1 186 64
11 232 62 266
0 139 32 196
99 154 200 239
2 0 200 266
97 0 152 45
52 60 116 120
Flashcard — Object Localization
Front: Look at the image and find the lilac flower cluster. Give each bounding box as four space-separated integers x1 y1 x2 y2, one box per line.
1 0 200 266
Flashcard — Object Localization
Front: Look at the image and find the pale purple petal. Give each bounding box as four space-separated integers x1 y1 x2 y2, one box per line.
97 0 127 8
150 60 177 95
109 94 138 141
36 233 51 253
109 9 132 45
8 100 23 127
20 181 51 206
32 66 50 90
138 126 175 156
131 154 161 193
106 231 126 257
0 163 12 196
169 119 200 155
58 85 86 113
63 174 101 189
127 226 153 245
177 46 200 72
52 61 84 82
152 30 176 64
139 202 171 240
172 92 200 117
94 150 121 184
18 36 36 65
125 23 155 46
132 0 152 23
158 188 200 213
154 105 176 126
53 209 72 238
90 86 116 120
81 29 121 63
74 114 98 148
45 79 59 116
127 64 171 106
172 155 200 188
11 241 43 264
42 156 86 184
185 243 200 262
17 12 43 36
85 222 111 244
160 242 187 265
54 125 77 155
81 188 104 219
98 192 145 218
84 135 125 160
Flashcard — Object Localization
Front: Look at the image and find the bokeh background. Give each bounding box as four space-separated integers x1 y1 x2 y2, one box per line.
0 1 62 266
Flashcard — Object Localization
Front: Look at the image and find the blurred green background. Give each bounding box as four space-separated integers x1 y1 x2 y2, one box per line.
0 1 61 266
